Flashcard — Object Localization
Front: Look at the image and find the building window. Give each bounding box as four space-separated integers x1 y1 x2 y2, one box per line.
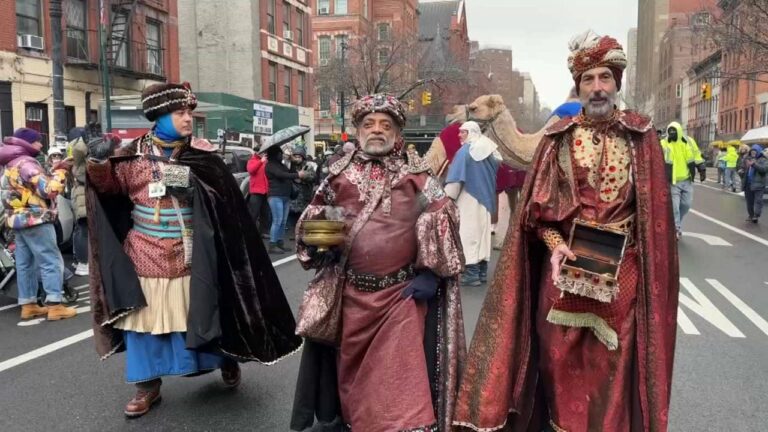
319 36 331 64
283 2 291 38
284 68 292 104
296 11 304 47
298 72 305 106
112 9 130 68
335 0 347 15
378 23 390 41
146 20 163 75
378 48 389 65
318 0 330 15
16 0 42 37
65 0 87 60
267 0 275 34
319 88 331 111
760 103 767 127
335 34 347 59
268 62 277 100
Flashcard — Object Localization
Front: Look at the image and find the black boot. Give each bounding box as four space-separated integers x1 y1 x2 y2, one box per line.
268 242 285 254
277 240 291 253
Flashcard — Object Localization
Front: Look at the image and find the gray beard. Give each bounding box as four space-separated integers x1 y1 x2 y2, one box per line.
584 101 615 119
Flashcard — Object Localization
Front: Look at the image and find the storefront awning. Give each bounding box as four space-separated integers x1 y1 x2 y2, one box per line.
741 126 768 145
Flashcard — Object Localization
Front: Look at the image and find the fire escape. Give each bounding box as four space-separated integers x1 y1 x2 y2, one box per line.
100 0 165 78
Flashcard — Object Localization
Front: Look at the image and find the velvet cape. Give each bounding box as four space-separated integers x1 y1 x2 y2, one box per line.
452 111 679 431
86 136 303 363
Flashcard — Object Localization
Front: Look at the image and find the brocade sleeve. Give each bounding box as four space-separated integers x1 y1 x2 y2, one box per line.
86 159 123 195
414 176 465 278
296 177 337 270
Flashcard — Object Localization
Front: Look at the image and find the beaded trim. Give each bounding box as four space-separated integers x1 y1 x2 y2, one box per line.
347 265 414 293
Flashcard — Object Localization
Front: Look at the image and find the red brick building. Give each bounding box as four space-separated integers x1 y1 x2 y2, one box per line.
311 0 419 136
1 0 180 140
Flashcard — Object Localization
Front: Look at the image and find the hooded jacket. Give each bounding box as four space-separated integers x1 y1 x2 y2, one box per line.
723 146 739 169
746 144 767 192
0 136 68 229
660 121 704 184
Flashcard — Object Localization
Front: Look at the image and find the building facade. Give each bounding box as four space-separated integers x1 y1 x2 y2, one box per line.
685 50 721 152
179 0 314 144
1 0 180 144
311 0 419 138
717 0 768 140
625 27 638 107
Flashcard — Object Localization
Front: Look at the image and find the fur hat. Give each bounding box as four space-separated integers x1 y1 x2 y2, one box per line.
141 82 198 122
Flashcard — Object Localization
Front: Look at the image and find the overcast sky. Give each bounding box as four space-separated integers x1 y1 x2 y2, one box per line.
462 0 638 109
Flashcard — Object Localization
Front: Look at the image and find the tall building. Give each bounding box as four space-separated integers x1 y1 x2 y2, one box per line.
625 27 638 107
685 50 721 152
311 0 419 138
1 0 180 144
635 0 715 116
179 0 314 144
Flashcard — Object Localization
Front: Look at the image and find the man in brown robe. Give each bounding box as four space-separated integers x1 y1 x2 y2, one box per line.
290 94 466 432
453 31 679 432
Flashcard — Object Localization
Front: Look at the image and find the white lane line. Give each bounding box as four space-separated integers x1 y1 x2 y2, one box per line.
0 330 94 373
681 232 732 246
0 255 298 373
677 307 700 335
679 278 745 338
697 181 743 196
689 209 768 248
707 279 768 337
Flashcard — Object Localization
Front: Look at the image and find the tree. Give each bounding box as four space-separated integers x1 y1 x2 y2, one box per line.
701 0 768 83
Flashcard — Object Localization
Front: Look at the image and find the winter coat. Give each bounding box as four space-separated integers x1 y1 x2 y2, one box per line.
745 145 768 192
0 136 68 229
723 146 738 169
289 161 317 214
660 121 704 184
70 137 88 220
266 158 299 197
246 155 269 195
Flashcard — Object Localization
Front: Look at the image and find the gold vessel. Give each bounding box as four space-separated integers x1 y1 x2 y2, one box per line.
301 220 346 252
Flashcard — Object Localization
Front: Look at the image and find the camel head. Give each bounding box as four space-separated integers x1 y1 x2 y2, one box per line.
446 94 508 125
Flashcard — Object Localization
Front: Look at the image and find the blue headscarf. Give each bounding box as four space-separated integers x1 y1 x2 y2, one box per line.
747 144 764 183
154 113 183 142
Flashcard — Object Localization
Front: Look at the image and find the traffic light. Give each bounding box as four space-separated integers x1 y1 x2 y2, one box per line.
421 90 432 106
701 83 712 100
408 99 416 111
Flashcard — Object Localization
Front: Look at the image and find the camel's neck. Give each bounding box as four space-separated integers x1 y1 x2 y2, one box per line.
489 109 521 138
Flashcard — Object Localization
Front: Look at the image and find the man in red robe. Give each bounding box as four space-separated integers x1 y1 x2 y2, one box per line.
453 30 679 432
290 94 466 432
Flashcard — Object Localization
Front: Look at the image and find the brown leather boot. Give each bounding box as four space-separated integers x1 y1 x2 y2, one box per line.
46 304 77 321
124 388 162 418
221 359 241 389
20 304 48 320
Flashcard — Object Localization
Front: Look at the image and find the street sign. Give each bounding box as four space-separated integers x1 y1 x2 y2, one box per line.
253 103 274 135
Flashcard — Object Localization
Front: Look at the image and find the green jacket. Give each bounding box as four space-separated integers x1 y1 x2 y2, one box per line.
660 121 704 184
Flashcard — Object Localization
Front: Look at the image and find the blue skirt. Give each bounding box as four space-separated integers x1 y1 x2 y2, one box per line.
124 331 224 383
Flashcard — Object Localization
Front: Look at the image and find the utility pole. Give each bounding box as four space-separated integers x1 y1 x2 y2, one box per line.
340 41 347 134
50 0 66 146
99 0 113 132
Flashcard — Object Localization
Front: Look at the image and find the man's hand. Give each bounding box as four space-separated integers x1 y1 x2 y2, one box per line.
87 135 120 161
401 270 439 301
550 243 576 283
306 245 340 268
746 159 755 167
298 170 309 180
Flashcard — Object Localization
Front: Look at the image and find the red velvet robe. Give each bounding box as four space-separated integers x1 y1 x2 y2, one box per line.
453 111 679 432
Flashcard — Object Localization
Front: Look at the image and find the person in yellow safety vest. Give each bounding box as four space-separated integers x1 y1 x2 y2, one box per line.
660 121 706 239
723 145 739 192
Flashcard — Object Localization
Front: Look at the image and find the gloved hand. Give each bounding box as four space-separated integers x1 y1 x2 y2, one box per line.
401 270 439 301
87 134 121 161
698 164 707 182
51 158 74 173
306 246 341 268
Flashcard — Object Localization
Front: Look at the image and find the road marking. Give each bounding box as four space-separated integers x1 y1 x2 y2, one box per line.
707 279 768 337
681 232 732 246
0 330 94 373
0 256 298 373
677 307 701 335
689 209 768 248
678 278 745 338
697 181 743 196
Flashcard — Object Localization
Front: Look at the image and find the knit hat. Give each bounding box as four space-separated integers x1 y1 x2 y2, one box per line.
141 82 198 122
568 30 627 93
13 128 42 145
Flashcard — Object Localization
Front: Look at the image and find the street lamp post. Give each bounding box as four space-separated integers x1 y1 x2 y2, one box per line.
50 0 66 146
339 41 347 135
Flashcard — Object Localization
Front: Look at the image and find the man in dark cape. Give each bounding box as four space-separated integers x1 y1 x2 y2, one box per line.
86 82 301 417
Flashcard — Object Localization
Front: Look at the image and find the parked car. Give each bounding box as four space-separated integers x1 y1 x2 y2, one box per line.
213 145 254 197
